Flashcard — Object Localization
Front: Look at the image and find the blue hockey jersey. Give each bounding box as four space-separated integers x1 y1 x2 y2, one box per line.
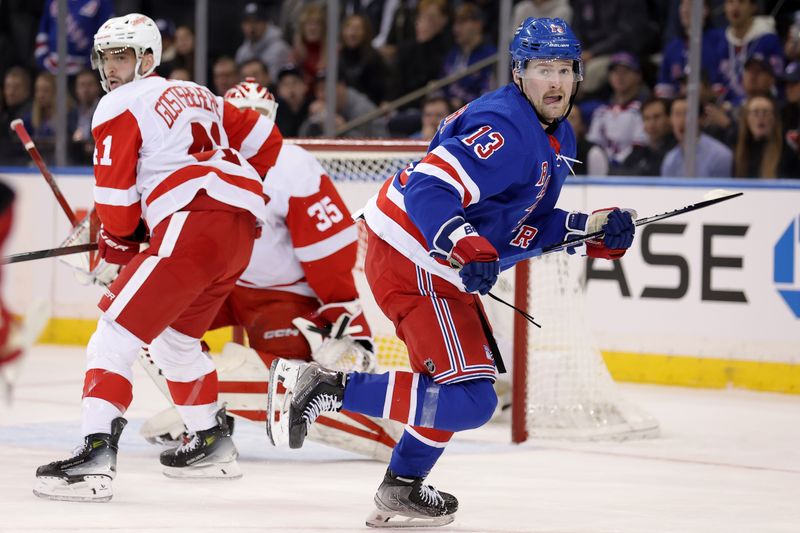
363 83 579 290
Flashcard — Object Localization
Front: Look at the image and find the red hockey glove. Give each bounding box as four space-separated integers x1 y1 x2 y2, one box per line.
97 228 140 266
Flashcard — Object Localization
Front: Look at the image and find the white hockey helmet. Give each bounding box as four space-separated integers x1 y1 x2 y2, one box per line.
91 13 162 92
224 77 279 121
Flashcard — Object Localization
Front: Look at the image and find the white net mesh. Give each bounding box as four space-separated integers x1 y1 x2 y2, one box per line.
296 139 658 440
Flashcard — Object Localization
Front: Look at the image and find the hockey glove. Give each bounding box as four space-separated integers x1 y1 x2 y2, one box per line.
566 207 637 260
97 228 140 265
432 217 500 295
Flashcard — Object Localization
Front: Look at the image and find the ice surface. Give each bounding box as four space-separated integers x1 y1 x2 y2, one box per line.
1 346 798 533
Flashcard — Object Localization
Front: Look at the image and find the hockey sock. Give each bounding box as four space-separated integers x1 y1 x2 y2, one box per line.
389 426 452 479
81 370 131 436
342 371 497 432
167 370 220 432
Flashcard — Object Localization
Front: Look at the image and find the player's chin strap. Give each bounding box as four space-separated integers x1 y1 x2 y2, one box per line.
516 79 581 135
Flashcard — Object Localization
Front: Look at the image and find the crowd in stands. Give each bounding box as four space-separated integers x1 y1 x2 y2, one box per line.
0 0 798 178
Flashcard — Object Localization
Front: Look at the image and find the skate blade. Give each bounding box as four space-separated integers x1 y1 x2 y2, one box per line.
365 508 455 528
162 459 242 480
266 359 299 447
33 475 113 502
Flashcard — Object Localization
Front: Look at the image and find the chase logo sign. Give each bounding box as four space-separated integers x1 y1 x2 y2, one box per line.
774 216 800 318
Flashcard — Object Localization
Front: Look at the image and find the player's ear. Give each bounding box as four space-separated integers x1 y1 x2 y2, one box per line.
140 51 154 74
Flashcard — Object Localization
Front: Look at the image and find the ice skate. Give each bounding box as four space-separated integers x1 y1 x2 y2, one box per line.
33 417 127 502
266 359 345 448
160 408 241 479
366 468 458 528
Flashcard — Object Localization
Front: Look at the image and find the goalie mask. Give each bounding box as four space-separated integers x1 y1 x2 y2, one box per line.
224 78 279 121
92 13 162 93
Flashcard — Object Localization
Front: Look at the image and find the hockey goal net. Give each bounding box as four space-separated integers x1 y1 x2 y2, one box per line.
291 138 659 443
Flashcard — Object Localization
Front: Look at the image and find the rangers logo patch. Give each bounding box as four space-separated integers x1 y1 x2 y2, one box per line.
424 358 436 374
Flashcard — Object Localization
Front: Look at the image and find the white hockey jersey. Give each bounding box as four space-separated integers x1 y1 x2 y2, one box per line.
91 76 282 237
237 144 360 305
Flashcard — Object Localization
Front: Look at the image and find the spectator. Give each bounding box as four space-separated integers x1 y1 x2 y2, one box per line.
734 94 800 178
570 0 649 94
22 71 68 141
388 0 451 104
412 94 451 141
275 65 311 137
512 0 573 28
661 96 733 177
155 18 178 77
340 14 388 105
568 105 608 176
782 10 800 62
381 0 423 64
35 0 114 75
782 61 800 147
714 0 784 106
235 1 291 82
68 69 100 162
655 0 726 99
292 3 327 84
172 25 196 80
614 97 676 177
168 67 192 81
742 53 778 100
212 56 239 96
0 67 33 165
240 58 271 89
300 69 387 138
341 0 398 49
586 52 650 167
441 3 496 110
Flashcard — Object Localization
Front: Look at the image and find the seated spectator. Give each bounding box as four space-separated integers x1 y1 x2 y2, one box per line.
236 1 291 82
22 72 69 142
570 0 649 95
155 18 178 77
240 58 271 89
340 14 387 105
742 53 778 100
713 0 784 106
300 69 387 138
655 0 725 99
168 67 192 82
734 95 800 178
411 94 451 141
613 97 676 176
68 69 100 164
441 3 496 110
275 65 311 137
172 25 196 80
0 67 33 165
661 95 733 177
35 0 114 76
212 56 239 96
782 61 800 152
586 52 650 167
292 4 327 84
512 0 573 28
568 106 608 176
389 0 451 105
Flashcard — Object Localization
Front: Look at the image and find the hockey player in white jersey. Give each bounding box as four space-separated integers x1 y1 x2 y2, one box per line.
140 78 402 461
266 18 637 527
34 13 283 502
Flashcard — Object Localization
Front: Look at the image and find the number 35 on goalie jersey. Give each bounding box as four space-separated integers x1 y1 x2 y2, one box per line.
91 76 282 238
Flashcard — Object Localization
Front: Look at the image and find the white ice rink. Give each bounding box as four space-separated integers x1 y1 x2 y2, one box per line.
1 345 798 533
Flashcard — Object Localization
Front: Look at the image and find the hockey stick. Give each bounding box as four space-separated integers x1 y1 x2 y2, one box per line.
3 242 98 265
10 119 80 227
500 191 743 269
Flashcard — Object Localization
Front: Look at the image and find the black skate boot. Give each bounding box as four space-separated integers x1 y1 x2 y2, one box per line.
366 468 459 528
33 417 127 502
159 407 241 479
266 359 345 448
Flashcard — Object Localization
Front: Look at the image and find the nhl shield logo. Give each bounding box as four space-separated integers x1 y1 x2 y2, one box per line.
424 358 436 373
550 24 565 34
483 344 493 361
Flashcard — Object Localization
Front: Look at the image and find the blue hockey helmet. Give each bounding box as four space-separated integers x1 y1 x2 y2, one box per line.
509 17 582 77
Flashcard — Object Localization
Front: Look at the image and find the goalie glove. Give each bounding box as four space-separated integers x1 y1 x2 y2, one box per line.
291 301 376 373
565 207 637 260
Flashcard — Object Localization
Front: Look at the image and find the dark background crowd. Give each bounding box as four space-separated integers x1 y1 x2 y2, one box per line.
1 0 799 178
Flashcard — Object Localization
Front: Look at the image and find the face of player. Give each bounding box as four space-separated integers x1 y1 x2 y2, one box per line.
517 59 575 125
101 47 153 91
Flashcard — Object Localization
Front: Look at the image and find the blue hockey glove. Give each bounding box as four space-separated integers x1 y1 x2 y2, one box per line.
565 207 637 260
431 217 500 294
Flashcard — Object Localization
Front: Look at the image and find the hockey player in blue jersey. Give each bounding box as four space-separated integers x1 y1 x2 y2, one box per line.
267 18 636 528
